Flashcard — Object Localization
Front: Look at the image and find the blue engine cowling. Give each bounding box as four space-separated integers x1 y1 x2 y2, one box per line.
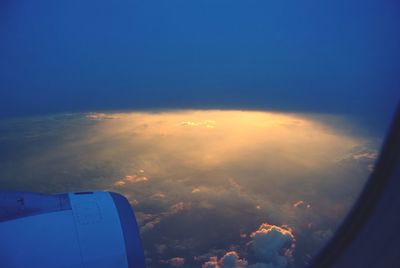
0 191 146 268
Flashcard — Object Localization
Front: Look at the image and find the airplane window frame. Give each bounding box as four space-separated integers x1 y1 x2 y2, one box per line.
310 104 400 267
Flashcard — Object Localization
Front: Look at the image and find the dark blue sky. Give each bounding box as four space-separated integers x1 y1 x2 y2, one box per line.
0 0 399 128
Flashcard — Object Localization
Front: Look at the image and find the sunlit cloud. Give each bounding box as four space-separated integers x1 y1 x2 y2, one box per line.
220 251 248 268
202 256 220 268
229 178 243 192
202 253 248 268
352 152 378 160
86 112 125 120
161 257 185 267
113 180 126 186
248 223 295 268
139 202 189 233
129 199 139 206
338 149 378 173
169 202 187 213
192 188 201 193
125 175 148 183
151 192 166 199
79 110 366 174
293 201 311 209
199 223 296 268
195 249 227 263
113 174 149 187
178 120 216 128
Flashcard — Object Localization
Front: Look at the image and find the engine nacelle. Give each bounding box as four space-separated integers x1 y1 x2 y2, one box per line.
0 191 146 268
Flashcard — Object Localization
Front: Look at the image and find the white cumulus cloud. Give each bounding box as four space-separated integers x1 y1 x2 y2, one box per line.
248 223 295 268
221 251 248 268
202 252 247 268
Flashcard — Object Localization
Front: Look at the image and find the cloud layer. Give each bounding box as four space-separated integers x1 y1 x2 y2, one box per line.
0 110 381 268
202 252 248 268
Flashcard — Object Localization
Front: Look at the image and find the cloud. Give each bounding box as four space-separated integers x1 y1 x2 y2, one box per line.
195 249 227 263
169 202 187 213
352 152 378 160
248 223 295 268
293 200 311 209
202 252 247 268
113 174 149 187
200 223 295 268
151 192 166 199
5 110 377 268
86 112 125 120
202 256 219 268
113 180 126 186
228 178 243 192
161 257 185 267
220 251 248 268
312 229 333 243
129 199 139 206
276 119 309 128
137 212 163 233
125 175 148 182
338 148 378 173
178 120 216 128
139 202 189 233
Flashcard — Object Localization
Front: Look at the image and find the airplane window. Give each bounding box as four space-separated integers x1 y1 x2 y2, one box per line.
0 1 399 268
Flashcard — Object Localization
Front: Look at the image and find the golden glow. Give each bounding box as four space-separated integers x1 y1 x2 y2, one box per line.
77 110 376 229
84 110 362 179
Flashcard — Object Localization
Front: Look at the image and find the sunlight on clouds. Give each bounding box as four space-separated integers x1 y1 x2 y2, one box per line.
151 192 166 199
113 174 148 186
161 257 185 267
86 112 125 120
138 202 189 233
178 120 216 128
79 110 375 267
249 223 295 261
0 110 378 268
293 201 311 209
85 110 363 174
192 188 201 193
202 251 248 268
200 223 295 268
352 152 378 160
125 175 148 183
113 180 126 186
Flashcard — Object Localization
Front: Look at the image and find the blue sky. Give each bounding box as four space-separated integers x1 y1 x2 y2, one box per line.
0 0 399 129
